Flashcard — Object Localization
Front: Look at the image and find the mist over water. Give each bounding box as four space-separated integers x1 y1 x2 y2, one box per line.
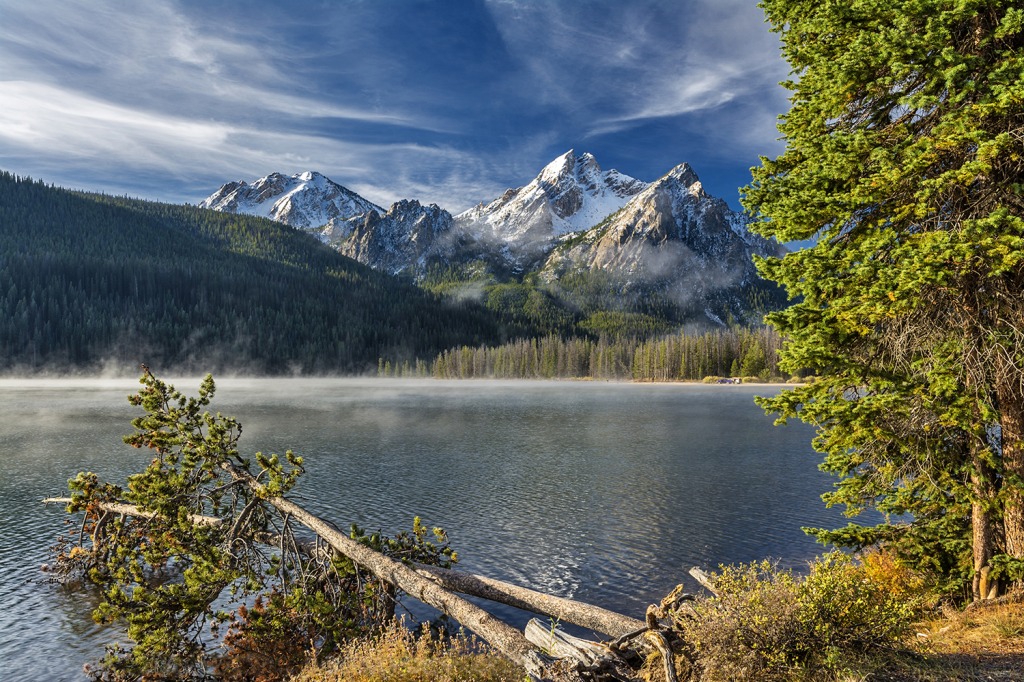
0 378 843 680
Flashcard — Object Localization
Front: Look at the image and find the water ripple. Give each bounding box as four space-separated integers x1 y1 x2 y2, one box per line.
1 379 847 679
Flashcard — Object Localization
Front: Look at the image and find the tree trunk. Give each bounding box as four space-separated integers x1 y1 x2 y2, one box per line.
997 377 1024 561
413 563 645 638
48 479 654 679
46 496 645 638
970 448 1000 600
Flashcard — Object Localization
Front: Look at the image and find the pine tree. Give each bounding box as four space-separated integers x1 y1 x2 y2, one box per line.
746 0 1024 598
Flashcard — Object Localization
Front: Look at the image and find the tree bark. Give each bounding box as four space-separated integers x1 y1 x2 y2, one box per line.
413 563 645 638
524 618 607 665
970 450 1000 600
997 377 1024 561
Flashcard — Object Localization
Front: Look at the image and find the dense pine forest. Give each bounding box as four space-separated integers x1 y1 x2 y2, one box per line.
0 172 507 374
380 327 784 381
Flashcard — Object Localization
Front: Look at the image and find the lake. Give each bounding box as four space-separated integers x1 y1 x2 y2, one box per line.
0 377 844 681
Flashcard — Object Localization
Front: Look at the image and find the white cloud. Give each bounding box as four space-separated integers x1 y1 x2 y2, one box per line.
0 80 507 210
0 0 790 212
0 0 490 206
0 81 228 165
0 1 424 129
484 0 787 143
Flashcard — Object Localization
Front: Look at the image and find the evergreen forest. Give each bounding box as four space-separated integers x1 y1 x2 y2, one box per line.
0 172 506 375
380 327 783 382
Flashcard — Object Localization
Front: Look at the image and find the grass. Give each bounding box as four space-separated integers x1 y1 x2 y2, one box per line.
289 619 525 682
896 597 1024 681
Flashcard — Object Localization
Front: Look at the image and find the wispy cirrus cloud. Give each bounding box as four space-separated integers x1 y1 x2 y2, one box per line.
0 80 499 209
0 0 789 211
483 0 787 132
475 0 789 201
0 0 429 128
0 1 499 208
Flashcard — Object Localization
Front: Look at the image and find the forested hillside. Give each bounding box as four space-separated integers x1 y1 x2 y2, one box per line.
0 172 505 374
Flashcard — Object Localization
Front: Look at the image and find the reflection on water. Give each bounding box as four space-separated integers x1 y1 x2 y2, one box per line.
0 378 841 680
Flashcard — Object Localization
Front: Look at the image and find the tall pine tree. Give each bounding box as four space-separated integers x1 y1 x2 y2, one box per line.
745 1 1024 599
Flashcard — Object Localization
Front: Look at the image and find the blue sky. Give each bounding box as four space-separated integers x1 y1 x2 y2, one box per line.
0 0 789 213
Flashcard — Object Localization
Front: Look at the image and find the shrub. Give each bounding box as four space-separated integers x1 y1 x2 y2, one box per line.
857 547 934 611
290 619 525 682
675 553 923 681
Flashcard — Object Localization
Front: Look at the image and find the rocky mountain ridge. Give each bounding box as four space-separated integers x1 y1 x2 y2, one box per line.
540 162 781 324
198 170 381 229
329 199 457 276
453 150 648 268
200 152 784 326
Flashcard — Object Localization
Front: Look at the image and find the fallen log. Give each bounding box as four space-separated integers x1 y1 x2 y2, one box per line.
524 618 644 681
215 460 559 678
49 483 552 677
44 496 644 638
524 617 609 665
414 563 645 638
46 371 682 681
44 485 652 680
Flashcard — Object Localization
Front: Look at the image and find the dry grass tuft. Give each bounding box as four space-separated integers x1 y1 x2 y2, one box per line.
289 619 526 682
903 595 1024 681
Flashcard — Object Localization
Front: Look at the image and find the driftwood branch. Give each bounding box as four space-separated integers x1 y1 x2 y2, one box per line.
524 618 609 665
414 563 645 638
43 497 222 526
688 566 718 596
643 630 680 682
525 618 642 681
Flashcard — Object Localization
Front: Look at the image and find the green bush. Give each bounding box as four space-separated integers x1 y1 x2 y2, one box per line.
676 553 923 681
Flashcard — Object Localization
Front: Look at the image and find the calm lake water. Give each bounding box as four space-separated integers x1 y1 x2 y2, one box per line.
0 378 844 681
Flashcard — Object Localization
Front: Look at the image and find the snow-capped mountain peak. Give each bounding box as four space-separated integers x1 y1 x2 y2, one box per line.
453 150 648 268
199 171 382 229
537 149 581 183
199 154 783 325
529 149 648 228
661 162 701 189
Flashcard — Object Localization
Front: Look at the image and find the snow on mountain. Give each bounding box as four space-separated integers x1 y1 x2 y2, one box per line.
197 158 782 324
332 200 458 276
199 171 382 229
563 162 777 271
541 162 784 324
454 150 647 267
